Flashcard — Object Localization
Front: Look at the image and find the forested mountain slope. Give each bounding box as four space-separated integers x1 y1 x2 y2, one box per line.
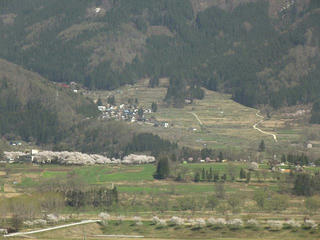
0 58 97 144
0 0 319 108
0 59 177 155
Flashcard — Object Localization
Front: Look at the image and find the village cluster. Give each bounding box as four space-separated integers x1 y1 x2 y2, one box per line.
97 102 170 128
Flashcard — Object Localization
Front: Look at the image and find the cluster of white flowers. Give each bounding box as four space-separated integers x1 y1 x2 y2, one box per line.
206 218 215 226
267 220 283 231
193 218 206 228
207 218 226 228
169 216 184 226
23 220 35 226
284 219 301 229
5 151 156 165
46 214 66 223
152 216 161 225
24 219 48 226
247 219 259 228
98 212 110 220
152 216 167 226
186 219 195 225
34 219 47 225
302 220 317 229
133 216 143 226
227 219 243 229
99 212 110 226
158 219 167 226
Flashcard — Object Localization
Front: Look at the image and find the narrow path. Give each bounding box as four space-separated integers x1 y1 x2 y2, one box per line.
253 111 278 142
4 220 101 238
189 112 203 125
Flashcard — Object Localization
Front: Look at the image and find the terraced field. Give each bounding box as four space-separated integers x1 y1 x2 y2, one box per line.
87 79 320 158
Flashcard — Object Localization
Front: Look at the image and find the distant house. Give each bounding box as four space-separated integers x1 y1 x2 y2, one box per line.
10 141 22 146
60 83 70 88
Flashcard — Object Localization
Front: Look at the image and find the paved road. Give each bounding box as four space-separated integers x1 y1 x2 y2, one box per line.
253 111 278 142
4 219 101 238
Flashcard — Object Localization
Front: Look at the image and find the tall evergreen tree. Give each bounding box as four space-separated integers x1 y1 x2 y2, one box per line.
153 157 170 180
258 140 265 152
151 102 158 112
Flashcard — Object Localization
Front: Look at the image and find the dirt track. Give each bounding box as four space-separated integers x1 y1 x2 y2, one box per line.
253 111 278 142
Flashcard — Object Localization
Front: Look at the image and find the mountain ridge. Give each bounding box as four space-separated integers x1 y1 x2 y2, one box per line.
0 0 319 109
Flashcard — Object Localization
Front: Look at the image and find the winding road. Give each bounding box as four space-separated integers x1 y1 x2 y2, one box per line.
253 111 278 142
189 111 277 143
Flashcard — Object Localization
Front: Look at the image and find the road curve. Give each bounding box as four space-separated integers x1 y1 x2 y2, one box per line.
253 111 278 142
4 220 101 238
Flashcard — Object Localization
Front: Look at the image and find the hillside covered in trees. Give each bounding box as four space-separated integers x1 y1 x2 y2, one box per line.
0 59 178 156
1 0 319 109
0 58 99 144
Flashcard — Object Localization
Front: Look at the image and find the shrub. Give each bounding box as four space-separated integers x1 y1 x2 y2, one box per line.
169 216 184 226
194 218 206 229
302 220 317 229
33 219 47 226
246 219 259 228
136 221 143 226
207 218 226 228
98 212 110 220
133 216 143 226
23 221 34 226
152 216 161 225
227 219 243 230
283 219 301 229
206 218 215 227
46 214 59 223
187 219 196 226
116 215 124 225
99 212 110 226
267 220 282 231
157 219 167 227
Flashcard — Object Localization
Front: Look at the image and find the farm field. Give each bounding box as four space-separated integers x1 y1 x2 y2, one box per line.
87 79 320 158
1 162 320 239
20 221 320 240
1 163 319 215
